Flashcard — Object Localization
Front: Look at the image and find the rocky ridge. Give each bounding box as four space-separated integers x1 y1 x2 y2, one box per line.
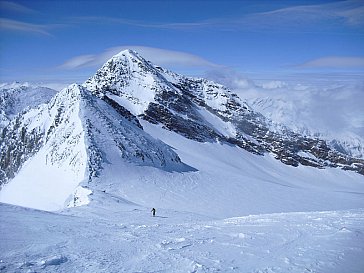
0 83 189 187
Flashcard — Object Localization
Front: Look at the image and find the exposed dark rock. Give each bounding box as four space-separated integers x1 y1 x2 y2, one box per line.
102 95 143 129
0 114 44 187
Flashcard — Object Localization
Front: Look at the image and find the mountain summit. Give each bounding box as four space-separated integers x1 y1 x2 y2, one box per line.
1 49 363 214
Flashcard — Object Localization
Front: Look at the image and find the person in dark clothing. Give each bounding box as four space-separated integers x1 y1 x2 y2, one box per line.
151 208 156 217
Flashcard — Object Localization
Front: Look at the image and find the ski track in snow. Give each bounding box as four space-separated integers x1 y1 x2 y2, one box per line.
1 203 364 273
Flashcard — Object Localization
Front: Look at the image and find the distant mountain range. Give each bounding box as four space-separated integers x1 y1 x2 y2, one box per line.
240 84 364 159
0 82 57 129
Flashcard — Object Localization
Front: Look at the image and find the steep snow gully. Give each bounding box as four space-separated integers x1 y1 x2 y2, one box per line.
1 49 364 272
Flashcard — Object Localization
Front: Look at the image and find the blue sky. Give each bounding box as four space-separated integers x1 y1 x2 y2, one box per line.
0 0 363 84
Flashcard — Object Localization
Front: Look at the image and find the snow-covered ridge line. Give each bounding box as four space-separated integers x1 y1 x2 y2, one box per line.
0 82 193 210
0 84 88 210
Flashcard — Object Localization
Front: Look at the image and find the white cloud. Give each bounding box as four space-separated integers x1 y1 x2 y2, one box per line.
260 81 287 89
300 56 364 68
59 46 221 70
0 18 52 35
72 1 364 32
248 0 364 28
336 3 364 26
59 55 96 69
0 1 35 14
204 68 255 90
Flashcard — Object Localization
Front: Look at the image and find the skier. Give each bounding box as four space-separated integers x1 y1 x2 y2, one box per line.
151 208 156 217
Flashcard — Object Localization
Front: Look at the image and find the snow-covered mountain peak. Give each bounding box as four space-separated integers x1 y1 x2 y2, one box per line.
83 49 172 115
51 83 82 106
109 49 154 73
113 49 143 60
84 49 159 88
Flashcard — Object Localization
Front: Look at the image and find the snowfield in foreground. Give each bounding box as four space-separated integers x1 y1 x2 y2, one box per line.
1 203 363 273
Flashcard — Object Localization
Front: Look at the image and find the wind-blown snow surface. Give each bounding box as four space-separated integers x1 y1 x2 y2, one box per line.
1 203 364 273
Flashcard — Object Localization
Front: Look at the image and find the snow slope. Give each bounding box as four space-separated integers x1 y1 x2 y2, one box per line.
112 120 364 218
1 203 363 273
